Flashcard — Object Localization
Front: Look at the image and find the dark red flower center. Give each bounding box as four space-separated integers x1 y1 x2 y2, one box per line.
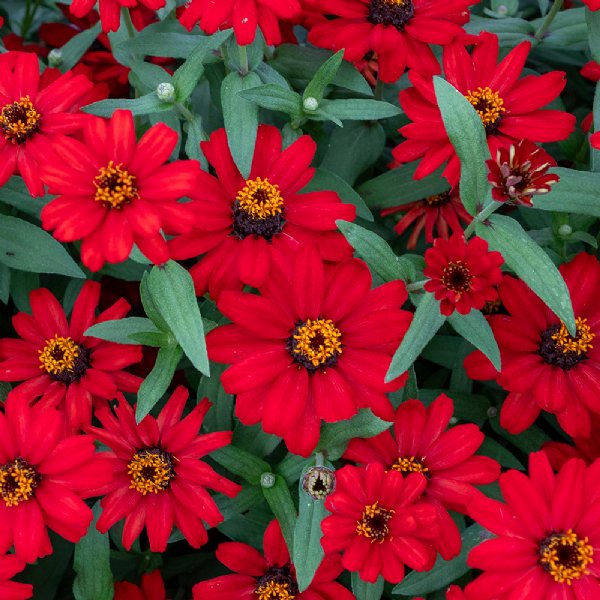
0 458 41 507
539 530 594 584
255 565 299 600
287 318 343 372
390 456 429 476
482 298 502 314
128 448 175 495
424 192 451 206
38 335 91 384
232 177 285 241
538 317 595 370
0 96 41 144
441 261 473 293
356 501 395 544
465 87 506 134
368 0 415 30
94 161 140 209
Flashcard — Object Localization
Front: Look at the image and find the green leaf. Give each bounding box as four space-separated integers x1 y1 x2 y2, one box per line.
73 502 113 600
146 261 209 376
238 84 302 116
304 168 373 221
185 115 208 168
221 71 261 178
479 437 524 469
434 77 490 215
352 573 384 600
476 214 576 334
537 167 600 216
318 98 402 121
172 29 233 102
0 176 48 217
59 22 102 72
318 409 392 460
140 271 169 332
117 32 205 58
303 49 344 103
262 475 297 554
447 309 501 371
337 220 416 282
136 345 183 422
293 487 329 591
82 94 174 117
211 446 271 485
0 215 85 278
84 317 168 347
386 292 446 382
393 524 489 595
0 263 9 304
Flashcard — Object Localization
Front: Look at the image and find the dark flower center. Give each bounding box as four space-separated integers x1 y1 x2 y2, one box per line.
482 298 502 314
368 0 415 30
441 261 473 293
0 96 41 144
0 458 41 507
255 565 299 600
232 177 285 241
539 530 593 584
356 501 395 543
424 192 451 206
390 456 429 476
286 318 343 372
128 448 175 495
94 161 139 209
39 335 91 384
465 87 506 134
538 317 595 370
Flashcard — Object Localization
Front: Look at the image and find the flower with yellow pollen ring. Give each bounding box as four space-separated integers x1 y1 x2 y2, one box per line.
37 333 91 385
539 317 595 370
0 458 40 508
127 448 175 496
356 500 395 544
391 456 430 476
94 160 140 210
0 95 41 144
465 86 506 133
539 530 594 585
289 318 343 371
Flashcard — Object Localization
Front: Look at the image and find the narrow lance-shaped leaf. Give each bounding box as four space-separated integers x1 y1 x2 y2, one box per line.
386 292 447 382
211 446 271 486
537 167 600 216
434 77 490 216
262 475 297 554
352 573 384 600
303 49 344 103
85 317 169 347
476 214 576 335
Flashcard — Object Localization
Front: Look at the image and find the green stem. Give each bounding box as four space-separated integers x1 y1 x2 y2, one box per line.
121 6 136 39
315 452 324 467
534 0 564 44
374 76 384 101
463 201 500 238
238 44 249 76
406 279 428 293
175 102 195 122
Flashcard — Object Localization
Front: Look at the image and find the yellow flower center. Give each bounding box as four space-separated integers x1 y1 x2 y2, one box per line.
94 161 139 209
465 86 506 128
0 458 40 507
539 530 594 585
255 581 296 600
39 335 79 376
0 96 41 144
424 192 450 206
552 317 595 356
236 177 284 220
128 448 174 495
356 501 395 544
290 318 343 369
390 456 429 475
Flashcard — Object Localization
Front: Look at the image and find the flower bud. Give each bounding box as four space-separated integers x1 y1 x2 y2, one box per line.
48 49 63 68
303 97 319 112
156 82 176 103
558 224 572 238
302 466 336 500
260 472 276 488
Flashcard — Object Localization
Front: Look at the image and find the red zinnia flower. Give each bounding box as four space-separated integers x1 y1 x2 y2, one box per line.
0 51 93 196
381 188 472 249
192 519 355 600
344 394 500 559
321 463 439 583
206 245 412 456
168 125 356 300
464 252 600 438
115 571 168 600
581 60 600 82
0 282 142 428
70 0 165 32
487 139 559 206
0 554 32 600
305 0 477 83
0 395 111 563
423 234 504 315
543 413 600 470
179 0 301 45
89 386 241 552
393 33 575 187
40 110 198 271
466 452 600 598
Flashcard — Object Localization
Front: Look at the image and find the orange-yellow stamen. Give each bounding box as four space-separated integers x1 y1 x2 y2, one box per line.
0 96 41 144
292 319 342 368
356 501 395 544
255 581 296 600
465 86 506 127
128 448 174 495
539 530 594 585
236 177 284 219
39 335 79 375
551 317 594 355
0 458 40 507
391 456 429 475
94 161 139 209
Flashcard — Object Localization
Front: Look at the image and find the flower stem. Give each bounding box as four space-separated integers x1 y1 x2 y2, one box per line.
315 452 324 467
534 0 564 44
238 44 249 76
464 201 500 238
406 279 428 292
122 7 136 39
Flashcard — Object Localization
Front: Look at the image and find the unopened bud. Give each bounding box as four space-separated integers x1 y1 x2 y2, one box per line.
156 82 176 103
260 472 276 488
558 224 572 238
303 96 319 112
48 49 63 68
496 4 509 16
302 466 336 500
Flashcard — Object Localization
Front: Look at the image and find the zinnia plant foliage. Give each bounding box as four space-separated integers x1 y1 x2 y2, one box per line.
3 1 600 599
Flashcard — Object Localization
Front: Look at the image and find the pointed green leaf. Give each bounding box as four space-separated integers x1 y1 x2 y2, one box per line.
59 22 102 72
262 475 297 554
318 98 402 121
238 84 303 115
82 94 174 117
352 574 384 600
303 49 344 103
211 446 271 486
85 317 169 347
537 167 600 215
